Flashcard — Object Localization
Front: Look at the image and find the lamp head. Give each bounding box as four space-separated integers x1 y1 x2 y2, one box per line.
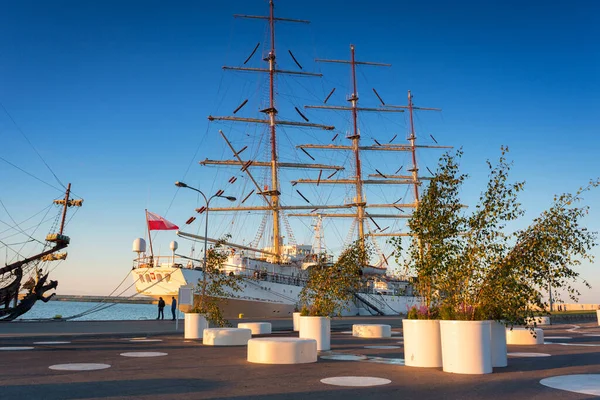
175 181 188 188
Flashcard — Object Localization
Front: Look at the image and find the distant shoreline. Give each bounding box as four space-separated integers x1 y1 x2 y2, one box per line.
52 295 154 304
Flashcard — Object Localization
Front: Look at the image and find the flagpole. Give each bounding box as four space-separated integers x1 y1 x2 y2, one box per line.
145 209 155 265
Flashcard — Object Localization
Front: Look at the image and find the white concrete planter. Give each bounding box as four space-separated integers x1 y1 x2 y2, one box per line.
402 319 442 368
184 313 208 340
293 312 301 332
440 320 492 375
299 316 330 351
490 321 507 368
596 310 600 326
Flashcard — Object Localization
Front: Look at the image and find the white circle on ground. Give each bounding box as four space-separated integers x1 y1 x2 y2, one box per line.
49 363 111 371
33 341 71 345
321 376 391 387
545 336 572 340
508 352 551 357
584 334 600 337
364 357 405 365
320 354 367 361
120 352 168 358
340 331 352 334
540 374 600 396
364 345 401 349
129 339 162 342
0 346 34 351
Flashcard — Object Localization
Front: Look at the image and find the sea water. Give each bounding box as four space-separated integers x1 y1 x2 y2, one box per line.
16 301 162 321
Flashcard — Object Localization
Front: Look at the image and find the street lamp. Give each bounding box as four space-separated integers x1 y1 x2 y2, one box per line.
175 181 236 303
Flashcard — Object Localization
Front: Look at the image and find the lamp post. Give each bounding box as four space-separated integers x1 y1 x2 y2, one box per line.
175 181 236 305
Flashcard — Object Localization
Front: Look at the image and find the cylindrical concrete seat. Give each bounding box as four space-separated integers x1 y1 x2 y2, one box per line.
352 324 392 338
506 327 544 345
525 316 551 326
247 338 317 364
237 322 272 335
203 328 252 346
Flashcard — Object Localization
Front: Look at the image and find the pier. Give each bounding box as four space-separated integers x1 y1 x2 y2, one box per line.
52 295 154 304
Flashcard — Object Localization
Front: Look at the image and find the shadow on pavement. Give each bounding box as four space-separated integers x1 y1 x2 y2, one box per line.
0 378 220 399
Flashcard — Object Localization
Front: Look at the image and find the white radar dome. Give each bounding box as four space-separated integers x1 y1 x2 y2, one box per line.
170 241 178 251
132 238 146 253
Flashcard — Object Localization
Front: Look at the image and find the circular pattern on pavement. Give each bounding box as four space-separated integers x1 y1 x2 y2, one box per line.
49 363 111 371
320 354 367 361
540 374 600 396
364 345 401 349
508 352 551 357
321 376 392 387
33 341 71 345
120 352 168 358
545 336 572 340
0 346 34 351
129 339 162 342
364 357 405 365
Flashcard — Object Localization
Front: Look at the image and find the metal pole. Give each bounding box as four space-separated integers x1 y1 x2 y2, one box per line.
202 195 210 305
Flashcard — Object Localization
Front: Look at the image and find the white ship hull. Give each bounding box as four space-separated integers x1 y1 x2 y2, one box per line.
131 266 420 319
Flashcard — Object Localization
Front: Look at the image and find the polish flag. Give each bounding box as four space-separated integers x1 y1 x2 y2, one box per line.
146 211 179 231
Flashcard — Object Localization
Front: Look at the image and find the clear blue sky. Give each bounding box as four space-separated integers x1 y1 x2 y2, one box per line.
1 0 599 302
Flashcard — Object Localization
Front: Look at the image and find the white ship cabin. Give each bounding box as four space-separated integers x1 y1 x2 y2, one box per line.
371 278 412 296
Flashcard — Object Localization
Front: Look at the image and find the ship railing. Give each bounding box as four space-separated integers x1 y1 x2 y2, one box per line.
132 255 198 270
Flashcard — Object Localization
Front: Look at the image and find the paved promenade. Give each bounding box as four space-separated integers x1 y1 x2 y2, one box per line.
0 317 599 399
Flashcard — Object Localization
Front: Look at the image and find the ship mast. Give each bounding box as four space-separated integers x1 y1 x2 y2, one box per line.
205 1 337 263
267 0 281 261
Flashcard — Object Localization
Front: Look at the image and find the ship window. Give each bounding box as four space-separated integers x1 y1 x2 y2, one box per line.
145 274 151 282
165 274 171 282
156 274 163 281
139 275 145 283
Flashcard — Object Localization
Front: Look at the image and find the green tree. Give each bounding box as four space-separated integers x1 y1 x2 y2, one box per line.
192 236 242 327
299 240 371 317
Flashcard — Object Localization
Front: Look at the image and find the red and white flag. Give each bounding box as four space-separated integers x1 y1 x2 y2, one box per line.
146 211 179 231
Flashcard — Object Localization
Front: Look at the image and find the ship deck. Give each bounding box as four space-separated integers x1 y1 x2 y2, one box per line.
0 316 599 399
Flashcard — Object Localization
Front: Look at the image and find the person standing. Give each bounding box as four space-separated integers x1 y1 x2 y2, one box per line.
157 297 165 320
171 297 177 320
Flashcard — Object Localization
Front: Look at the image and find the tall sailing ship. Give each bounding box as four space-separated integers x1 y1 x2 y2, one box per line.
130 1 452 318
0 184 82 321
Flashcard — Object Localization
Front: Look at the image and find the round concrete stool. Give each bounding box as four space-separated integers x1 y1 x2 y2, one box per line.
525 316 551 326
238 322 272 335
506 328 544 345
203 328 252 346
352 324 392 338
247 338 317 364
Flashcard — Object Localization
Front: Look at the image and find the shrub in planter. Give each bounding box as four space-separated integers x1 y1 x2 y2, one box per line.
400 147 598 374
189 237 243 328
298 240 371 350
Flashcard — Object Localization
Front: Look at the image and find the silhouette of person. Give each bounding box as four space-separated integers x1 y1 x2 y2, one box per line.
171 297 177 320
157 297 165 320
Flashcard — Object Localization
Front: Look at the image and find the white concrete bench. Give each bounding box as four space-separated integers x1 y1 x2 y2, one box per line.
237 322 272 335
506 327 544 345
352 324 392 338
247 338 317 364
203 328 252 346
